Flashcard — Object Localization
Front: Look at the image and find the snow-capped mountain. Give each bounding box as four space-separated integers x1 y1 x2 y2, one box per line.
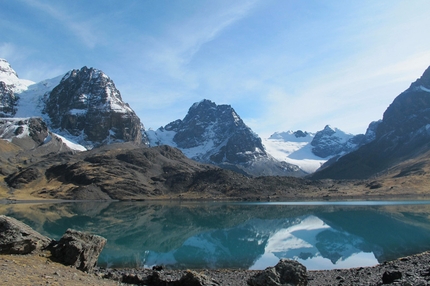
311 125 356 158
263 126 368 173
147 99 306 177
0 59 146 149
312 65 430 179
43 66 144 148
0 59 34 117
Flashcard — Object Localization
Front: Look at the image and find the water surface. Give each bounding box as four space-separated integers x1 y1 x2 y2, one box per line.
2 200 430 270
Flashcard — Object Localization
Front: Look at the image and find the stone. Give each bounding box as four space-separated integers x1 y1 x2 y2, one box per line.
0 215 52 254
247 259 308 286
178 270 219 286
382 270 402 284
50 228 106 273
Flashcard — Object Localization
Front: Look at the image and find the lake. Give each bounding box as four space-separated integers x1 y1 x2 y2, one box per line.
2 200 430 271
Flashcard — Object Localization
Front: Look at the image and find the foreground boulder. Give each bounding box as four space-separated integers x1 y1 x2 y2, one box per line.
0 215 52 254
248 259 308 286
178 270 219 286
50 228 106 273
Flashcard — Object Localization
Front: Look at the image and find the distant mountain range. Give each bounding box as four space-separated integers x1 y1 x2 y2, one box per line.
2 57 430 185
1 58 361 176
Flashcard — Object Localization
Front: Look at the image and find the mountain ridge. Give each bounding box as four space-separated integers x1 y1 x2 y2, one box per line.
311 65 430 180
146 99 306 177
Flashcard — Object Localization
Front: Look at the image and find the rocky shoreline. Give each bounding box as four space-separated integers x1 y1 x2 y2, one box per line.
2 251 430 285
91 251 430 285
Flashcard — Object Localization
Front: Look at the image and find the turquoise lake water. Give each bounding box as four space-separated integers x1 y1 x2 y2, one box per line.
2 200 430 270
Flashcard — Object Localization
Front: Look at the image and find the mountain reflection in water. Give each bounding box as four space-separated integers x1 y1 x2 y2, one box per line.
2 201 430 270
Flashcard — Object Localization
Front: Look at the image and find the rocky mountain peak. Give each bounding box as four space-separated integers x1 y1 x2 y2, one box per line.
311 125 355 158
0 59 19 80
43 66 144 148
312 64 430 179
148 99 305 176
410 65 430 89
376 66 430 142
165 99 253 151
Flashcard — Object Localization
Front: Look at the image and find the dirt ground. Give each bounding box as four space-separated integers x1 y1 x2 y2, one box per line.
0 254 122 286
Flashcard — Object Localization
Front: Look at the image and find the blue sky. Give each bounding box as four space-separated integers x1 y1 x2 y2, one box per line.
2 0 430 137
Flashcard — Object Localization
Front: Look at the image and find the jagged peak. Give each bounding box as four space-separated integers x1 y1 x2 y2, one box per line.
62 66 106 83
0 58 19 83
0 58 18 75
417 65 430 88
0 59 34 93
190 99 217 110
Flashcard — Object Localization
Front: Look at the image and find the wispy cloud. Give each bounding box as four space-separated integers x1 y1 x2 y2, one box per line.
19 0 100 48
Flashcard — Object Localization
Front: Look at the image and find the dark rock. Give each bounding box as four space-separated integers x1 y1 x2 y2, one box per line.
121 273 146 285
178 270 219 286
50 228 106 273
382 270 402 284
0 81 18 117
43 66 145 147
247 259 308 286
0 215 52 254
152 265 164 271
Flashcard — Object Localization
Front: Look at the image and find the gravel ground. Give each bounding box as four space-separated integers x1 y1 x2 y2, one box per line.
3 251 430 285
96 251 430 285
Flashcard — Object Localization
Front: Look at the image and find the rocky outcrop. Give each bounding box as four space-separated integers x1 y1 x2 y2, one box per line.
50 229 107 273
247 259 308 286
43 66 144 148
0 215 52 254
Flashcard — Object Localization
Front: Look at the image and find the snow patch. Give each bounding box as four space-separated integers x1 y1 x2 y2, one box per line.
263 137 326 173
53 133 87 151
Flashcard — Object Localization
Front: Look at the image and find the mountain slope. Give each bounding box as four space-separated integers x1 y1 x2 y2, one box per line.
147 99 305 177
311 65 430 180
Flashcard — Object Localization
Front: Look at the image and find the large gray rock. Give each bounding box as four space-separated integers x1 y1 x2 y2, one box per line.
247 259 308 286
50 228 106 273
0 215 52 254
178 270 219 286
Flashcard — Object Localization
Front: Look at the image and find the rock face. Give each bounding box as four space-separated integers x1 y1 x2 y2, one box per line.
43 66 144 148
164 99 267 164
0 117 48 146
247 259 308 286
0 215 52 254
0 59 33 117
50 229 107 273
147 99 305 177
0 81 18 117
310 125 355 158
312 65 430 179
